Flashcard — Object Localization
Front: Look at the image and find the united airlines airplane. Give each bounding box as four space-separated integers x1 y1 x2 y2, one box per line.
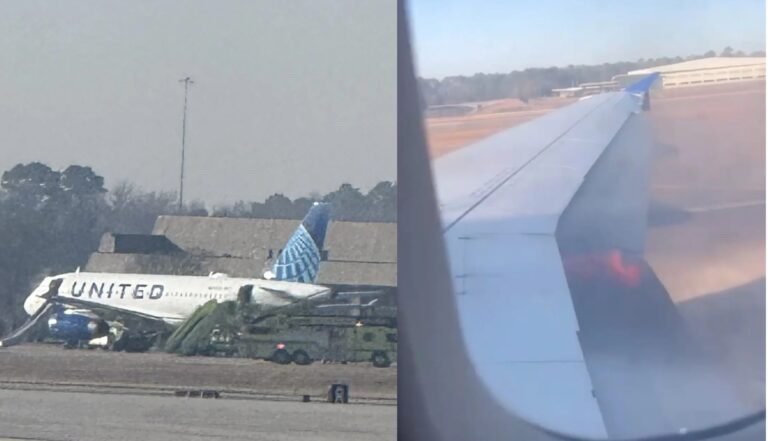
1 202 332 349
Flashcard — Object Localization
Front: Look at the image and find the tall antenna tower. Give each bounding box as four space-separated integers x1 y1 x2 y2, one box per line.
178 76 194 210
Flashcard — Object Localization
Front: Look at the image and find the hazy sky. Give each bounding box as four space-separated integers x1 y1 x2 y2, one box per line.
409 0 766 78
0 1 395 206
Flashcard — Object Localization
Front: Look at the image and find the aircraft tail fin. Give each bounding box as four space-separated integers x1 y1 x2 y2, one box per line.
267 202 331 283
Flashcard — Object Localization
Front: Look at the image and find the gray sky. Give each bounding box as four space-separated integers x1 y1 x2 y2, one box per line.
0 1 396 206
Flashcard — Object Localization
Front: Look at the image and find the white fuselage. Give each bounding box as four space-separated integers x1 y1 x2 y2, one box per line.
24 272 330 325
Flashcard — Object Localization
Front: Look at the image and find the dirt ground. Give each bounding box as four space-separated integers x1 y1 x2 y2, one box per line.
425 97 575 157
0 343 396 401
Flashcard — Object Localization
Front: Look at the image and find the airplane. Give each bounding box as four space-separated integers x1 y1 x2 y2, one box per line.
1 202 333 350
396 2 764 440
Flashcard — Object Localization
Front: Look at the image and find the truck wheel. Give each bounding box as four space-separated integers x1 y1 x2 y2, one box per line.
272 349 291 365
372 351 390 368
292 350 312 365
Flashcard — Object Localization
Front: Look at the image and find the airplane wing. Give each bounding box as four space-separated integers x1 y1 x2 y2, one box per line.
0 280 179 347
53 296 182 326
397 2 763 440
432 83 652 438
426 68 758 440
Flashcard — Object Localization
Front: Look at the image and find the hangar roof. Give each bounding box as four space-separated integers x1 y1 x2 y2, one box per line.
152 216 396 263
628 57 765 75
89 216 397 287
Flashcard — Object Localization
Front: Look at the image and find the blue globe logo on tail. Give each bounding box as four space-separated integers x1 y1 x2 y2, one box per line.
271 202 331 283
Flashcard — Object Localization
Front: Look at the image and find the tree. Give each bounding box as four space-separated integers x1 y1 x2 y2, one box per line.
721 46 734 57
323 183 367 221
59 165 106 195
292 197 316 217
179 200 208 217
262 193 296 219
0 162 111 327
108 181 178 234
1 162 61 206
366 181 397 222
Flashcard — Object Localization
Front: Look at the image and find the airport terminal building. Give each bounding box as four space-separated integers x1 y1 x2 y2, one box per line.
86 215 397 303
622 56 765 88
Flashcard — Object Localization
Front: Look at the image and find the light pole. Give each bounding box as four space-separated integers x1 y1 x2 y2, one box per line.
178 76 194 210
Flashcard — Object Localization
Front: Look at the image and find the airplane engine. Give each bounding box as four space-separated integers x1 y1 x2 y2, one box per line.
47 311 109 343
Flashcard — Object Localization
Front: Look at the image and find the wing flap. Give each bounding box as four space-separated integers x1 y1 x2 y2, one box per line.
451 235 582 360
446 217 606 437
476 362 605 438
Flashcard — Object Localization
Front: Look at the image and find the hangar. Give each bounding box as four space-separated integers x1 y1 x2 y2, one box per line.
86 215 397 303
621 56 765 88
551 81 620 98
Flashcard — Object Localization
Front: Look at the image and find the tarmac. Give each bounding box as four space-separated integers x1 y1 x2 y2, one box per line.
0 344 396 400
0 344 395 440
0 388 394 441
646 81 765 411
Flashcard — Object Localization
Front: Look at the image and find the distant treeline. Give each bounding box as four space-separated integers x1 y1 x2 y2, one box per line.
419 47 765 107
0 162 396 331
210 181 397 224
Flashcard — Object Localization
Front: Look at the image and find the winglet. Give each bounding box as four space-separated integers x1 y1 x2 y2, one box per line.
624 72 660 94
624 72 660 111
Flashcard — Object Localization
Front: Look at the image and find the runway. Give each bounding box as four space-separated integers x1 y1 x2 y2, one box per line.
0 344 395 440
0 388 394 441
0 344 395 401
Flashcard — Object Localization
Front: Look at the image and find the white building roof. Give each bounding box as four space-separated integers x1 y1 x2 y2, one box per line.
551 86 583 92
629 57 765 75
